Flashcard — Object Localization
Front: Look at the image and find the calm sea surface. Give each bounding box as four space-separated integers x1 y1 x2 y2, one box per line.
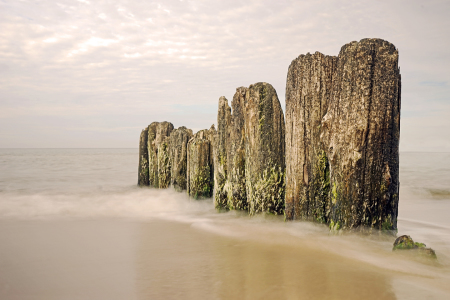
0 149 449 299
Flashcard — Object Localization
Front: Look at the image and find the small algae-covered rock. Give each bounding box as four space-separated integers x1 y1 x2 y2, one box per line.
393 235 415 250
168 126 193 191
138 127 150 186
244 82 285 215
157 136 171 189
227 87 248 210
418 247 437 259
393 235 437 258
187 137 213 199
148 122 174 188
285 52 337 221
322 38 401 230
214 97 231 209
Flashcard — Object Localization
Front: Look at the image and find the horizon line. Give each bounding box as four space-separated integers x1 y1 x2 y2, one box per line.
0 148 449 153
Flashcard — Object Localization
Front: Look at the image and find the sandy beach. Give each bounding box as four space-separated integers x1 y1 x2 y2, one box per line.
1 217 449 300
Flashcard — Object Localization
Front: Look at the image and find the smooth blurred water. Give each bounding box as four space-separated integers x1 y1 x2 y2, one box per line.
400 152 450 201
1 149 449 227
0 149 449 299
0 148 138 194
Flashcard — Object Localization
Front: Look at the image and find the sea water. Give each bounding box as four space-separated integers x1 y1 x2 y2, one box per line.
0 149 449 299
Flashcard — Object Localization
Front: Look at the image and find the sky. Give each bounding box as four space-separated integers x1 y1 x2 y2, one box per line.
0 0 449 151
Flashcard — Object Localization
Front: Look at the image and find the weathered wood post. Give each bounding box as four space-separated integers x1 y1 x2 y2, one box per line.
157 136 171 188
214 97 231 208
244 82 285 215
321 38 401 230
138 127 150 186
285 52 337 221
187 137 213 199
168 126 193 191
227 87 247 210
148 122 174 188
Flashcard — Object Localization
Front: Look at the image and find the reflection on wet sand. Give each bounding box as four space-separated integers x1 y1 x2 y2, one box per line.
136 220 396 300
0 217 449 300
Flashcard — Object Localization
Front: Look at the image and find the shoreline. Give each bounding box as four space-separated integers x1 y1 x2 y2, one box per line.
1 217 449 299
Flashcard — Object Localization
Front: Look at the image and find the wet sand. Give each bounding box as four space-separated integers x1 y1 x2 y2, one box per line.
136 220 396 300
0 220 137 300
1 218 448 300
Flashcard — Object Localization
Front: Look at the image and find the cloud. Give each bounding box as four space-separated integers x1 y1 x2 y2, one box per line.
43 37 58 43
0 0 449 149
124 53 142 58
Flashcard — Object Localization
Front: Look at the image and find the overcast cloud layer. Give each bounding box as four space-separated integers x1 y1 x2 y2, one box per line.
0 0 449 151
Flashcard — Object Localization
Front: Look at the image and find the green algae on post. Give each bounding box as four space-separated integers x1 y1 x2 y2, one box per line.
157 138 171 189
138 126 150 186
244 83 285 215
187 137 213 199
214 96 231 209
148 122 174 188
168 126 193 191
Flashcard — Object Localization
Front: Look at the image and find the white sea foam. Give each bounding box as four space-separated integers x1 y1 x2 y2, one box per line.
0 187 213 220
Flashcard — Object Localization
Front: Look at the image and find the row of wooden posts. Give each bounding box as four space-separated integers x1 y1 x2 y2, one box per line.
138 38 401 231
